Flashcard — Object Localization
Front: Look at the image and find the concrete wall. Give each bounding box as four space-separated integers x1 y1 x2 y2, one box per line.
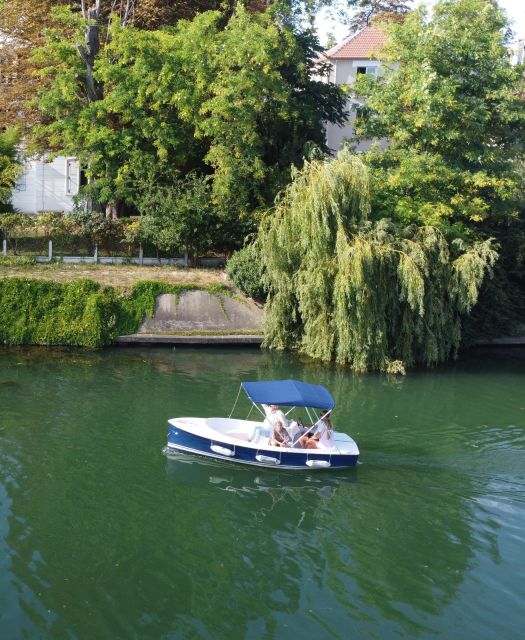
12 156 79 214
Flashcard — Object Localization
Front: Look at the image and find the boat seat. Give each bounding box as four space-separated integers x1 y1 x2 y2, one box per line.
250 425 271 444
224 430 251 442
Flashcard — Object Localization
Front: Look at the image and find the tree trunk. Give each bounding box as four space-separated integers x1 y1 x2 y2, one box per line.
105 202 121 219
77 3 103 103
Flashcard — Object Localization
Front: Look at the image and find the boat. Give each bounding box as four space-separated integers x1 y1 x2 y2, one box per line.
166 379 359 470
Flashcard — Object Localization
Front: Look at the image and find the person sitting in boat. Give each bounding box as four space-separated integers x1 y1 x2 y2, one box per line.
262 403 288 431
269 420 291 448
299 412 333 449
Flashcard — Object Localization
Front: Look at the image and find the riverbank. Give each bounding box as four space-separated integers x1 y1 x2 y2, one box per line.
0 265 522 349
0 261 226 287
0 274 263 348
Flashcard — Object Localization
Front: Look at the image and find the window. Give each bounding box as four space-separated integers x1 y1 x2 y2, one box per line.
356 66 378 75
65 158 80 196
15 172 26 192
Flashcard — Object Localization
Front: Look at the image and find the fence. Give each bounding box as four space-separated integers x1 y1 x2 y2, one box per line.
1 238 225 268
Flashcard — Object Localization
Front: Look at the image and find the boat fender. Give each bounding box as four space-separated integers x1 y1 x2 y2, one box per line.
210 444 235 457
255 454 280 465
306 460 331 468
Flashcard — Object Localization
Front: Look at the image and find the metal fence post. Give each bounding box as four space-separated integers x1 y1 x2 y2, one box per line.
94 243 98 264
48 240 53 261
139 244 143 266
2 239 6 257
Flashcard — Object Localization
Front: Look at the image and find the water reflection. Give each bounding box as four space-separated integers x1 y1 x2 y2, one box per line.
162 452 482 638
161 456 358 638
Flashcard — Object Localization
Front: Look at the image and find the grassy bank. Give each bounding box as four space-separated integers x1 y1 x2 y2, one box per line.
0 277 233 347
0 260 225 287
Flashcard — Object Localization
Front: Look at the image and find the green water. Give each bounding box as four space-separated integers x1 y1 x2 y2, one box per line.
0 346 524 639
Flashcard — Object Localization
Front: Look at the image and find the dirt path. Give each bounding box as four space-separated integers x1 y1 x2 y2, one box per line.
0 263 227 288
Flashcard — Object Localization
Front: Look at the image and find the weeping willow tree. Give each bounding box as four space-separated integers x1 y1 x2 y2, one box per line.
259 149 498 373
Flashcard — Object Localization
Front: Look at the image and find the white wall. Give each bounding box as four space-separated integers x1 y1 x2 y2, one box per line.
325 98 381 154
324 58 383 154
11 156 79 214
334 59 379 85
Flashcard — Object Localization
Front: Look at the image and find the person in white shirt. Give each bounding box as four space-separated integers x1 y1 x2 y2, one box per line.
299 412 333 449
262 404 289 444
262 404 288 429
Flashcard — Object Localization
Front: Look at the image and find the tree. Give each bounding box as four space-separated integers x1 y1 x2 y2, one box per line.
354 1 412 29
352 0 525 337
0 128 22 214
258 149 497 372
0 0 270 130
354 0 525 232
31 5 345 228
309 0 412 35
133 173 222 263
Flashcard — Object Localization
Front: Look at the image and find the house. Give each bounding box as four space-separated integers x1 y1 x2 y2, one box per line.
11 156 80 214
511 38 525 65
1 30 81 215
321 27 387 153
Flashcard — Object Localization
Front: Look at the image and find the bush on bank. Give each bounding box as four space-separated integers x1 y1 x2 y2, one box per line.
226 243 266 301
0 278 230 347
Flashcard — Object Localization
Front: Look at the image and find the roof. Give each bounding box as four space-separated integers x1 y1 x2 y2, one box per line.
325 27 386 60
241 380 335 410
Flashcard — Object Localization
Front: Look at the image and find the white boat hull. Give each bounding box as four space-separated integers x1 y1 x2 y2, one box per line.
166 417 359 470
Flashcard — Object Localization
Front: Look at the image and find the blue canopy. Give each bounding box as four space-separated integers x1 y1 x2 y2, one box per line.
241 380 335 410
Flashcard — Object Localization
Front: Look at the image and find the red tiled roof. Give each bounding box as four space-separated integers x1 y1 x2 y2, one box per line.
325 27 386 60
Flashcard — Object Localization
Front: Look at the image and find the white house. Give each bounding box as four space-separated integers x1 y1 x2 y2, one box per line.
511 38 525 65
1 29 80 215
11 155 80 214
321 27 387 153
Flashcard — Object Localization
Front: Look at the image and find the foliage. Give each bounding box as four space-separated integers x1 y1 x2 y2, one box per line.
0 128 23 214
0 214 33 251
30 5 345 225
0 278 120 347
226 243 267 301
0 278 232 347
0 0 269 130
259 149 498 372
353 0 525 235
134 173 224 261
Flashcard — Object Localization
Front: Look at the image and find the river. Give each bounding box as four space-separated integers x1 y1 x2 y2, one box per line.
0 346 524 639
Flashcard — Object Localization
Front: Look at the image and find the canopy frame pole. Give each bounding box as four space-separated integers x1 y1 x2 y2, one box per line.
253 402 266 418
228 384 243 418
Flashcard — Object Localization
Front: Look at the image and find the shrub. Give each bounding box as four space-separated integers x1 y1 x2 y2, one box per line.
0 256 36 266
35 211 76 239
0 278 120 347
226 243 266 300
